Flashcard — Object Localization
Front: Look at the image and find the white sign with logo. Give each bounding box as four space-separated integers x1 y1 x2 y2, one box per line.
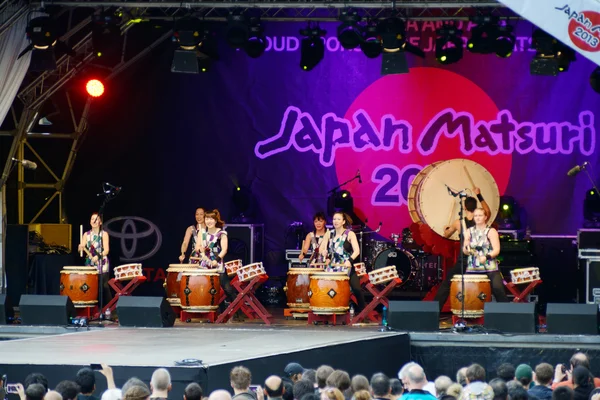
103 216 162 262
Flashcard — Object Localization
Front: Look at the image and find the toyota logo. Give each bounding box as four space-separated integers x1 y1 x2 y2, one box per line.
103 216 162 262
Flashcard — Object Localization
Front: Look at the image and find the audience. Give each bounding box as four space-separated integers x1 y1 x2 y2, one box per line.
529 363 554 400
496 365 516 383
515 364 533 389
150 369 171 400
402 365 436 400
292 380 314 400
56 381 80 400
488 378 507 400
76 368 98 400
389 379 403 400
351 375 370 394
460 364 493 400
184 384 202 400
316 366 335 394
265 376 285 400
370 373 391 400
230 366 256 400
284 364 306 385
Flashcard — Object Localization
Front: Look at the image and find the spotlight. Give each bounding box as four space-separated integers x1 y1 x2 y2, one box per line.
584 188 600 224
591 67 600 94
495 26 515 58
377 17 424 75
171 17 204 74
435 25 463 65
226 11 249 49
92 11 122 67
495 196 521 229
467 16 515 58
85 79 105 97
337 9 362 50
244 17 266 58
300 24 326 71
232 185 254 222
530 29 576 76
360 22 382 58
328 190 354 216
25 16 58 71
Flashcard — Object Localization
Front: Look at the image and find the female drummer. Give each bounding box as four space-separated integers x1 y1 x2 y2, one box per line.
319 211 366 312
299 212 327 263
179 207 206 263
78 212 112 306
462 208 508 302
194 209 236 304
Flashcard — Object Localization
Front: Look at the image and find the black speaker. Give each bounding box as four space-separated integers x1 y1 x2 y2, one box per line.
546 303 598 335
117 296 176 327
0 295 14 324
5 225 29 307
19 295 75 325
388 301 439 332
484 302 537 333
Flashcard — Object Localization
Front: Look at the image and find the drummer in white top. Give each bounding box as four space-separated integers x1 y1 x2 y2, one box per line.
299 212 327 263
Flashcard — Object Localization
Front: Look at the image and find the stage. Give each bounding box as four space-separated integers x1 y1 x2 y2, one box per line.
1 318 600 397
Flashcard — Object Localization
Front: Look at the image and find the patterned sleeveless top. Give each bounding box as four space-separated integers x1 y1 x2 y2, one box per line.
84 230 109 272
466 226 498 272
189 224 205 262
199 229 227 269
328 229 352 268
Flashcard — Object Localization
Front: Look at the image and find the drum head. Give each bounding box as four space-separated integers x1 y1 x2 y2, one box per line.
373 247 416 285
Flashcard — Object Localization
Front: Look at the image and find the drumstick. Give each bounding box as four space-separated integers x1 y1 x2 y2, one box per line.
79 225 83 257
463 166 476 189
447 201 456 227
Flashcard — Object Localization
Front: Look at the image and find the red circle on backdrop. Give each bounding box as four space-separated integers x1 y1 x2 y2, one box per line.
334 67 512 239
568 11 600 53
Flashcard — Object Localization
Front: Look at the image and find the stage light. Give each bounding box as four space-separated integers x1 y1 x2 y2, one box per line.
244 17 266 58
226 11 249 49
467 16 515 58
377 17 425 75
337 9 362 50
502 204 510 211
232 185 254 222
85 79 105 97
591 67 600 93
496 196 521 230
172 17 204 74
584 188 600 224
25 16 58 71
435 26 463 65
530 29 576 76
92 11 122 67
328 190 354 215
360 22 382 58
300 24 326 71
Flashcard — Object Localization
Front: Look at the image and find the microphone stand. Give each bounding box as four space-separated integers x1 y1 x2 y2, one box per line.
357 221 382 263
446 185 467 330
581 163 600 201
327 173 360 195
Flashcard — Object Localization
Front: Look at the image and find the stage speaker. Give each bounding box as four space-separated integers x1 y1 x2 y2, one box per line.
546 303 598 335
0 295 14 324
117 296 176 328
388 301 439 332
5 224 29 307
19 295 75 325
484 302 536 333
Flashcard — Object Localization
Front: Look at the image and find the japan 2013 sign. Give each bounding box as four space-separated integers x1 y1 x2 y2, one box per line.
556 4 600 52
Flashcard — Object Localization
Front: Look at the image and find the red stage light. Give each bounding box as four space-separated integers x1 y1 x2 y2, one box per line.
86 79 105 97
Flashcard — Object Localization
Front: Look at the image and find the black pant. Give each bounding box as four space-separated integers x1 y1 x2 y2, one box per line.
99 272 113 309
434 257 509 311
220 272 236 302
350 267 366 311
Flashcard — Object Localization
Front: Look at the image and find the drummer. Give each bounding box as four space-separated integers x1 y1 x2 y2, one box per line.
78 212 112 307
299 212 327 264
318 211 366 312
179 207 206 263
193 209 236 307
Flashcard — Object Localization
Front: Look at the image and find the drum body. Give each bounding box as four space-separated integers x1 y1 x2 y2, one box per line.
286 268 313 308
450 274 491 317
372 247 417 286
60 266 99 306
179 270 221 311
308 272 350 314
165 264 198 306
114 263 142 281
237 262 266 282
408 159 500 240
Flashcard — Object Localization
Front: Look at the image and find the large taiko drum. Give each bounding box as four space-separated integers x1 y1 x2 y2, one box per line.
450 274 492 317
308 272 351 314
179 270 221 311
285 268 314 309
60 266 99 307
165 264 198 306
407 159 500 241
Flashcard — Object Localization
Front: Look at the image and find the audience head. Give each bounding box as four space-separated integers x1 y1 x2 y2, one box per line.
505 381 522 392
55 381 80 400
351 375 370 394
265 376 284 398
398 363 419 385
25 384 45 400
446 384 462 400
326 371 351 392
370 373 391 398
496 364 516 382
316 366 335 390
506 385 528 400
24 373 49 391
230 366 252 391
488 378 508 400
515 364 533 387
293 380 315 400
352 390 371 400
534 363 554 386
466 364 486 384
283 382 294 400
456 368 468 387
150 368 172 393
208 390 233 400
302 370 317 387
552 386 574 400
406 365 427 391
45 391 63 400
572 366 593 388
124 385 151 400
301 394 319 400
101 389 122 400
184 383 203 400
75 368 96 395
285 363 306 383
570 353 591 371
389 379 403 400
121 378 148 399
434 376 452 398
321 388 344 400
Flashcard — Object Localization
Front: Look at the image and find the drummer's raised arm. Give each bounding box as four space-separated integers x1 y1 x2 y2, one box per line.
443 219 460 239
474 187 491 220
